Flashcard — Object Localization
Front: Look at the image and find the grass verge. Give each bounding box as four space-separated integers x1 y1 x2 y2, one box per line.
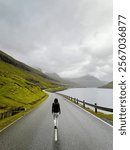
0 94 48 131
46 86 66 92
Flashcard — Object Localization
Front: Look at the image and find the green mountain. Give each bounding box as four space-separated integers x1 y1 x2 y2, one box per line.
100 81 113 89
0 50 64 113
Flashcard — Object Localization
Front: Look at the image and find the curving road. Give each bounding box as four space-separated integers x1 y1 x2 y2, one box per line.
0 93 113 150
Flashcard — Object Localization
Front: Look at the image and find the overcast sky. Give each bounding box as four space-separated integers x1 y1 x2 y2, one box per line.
0 0 112 81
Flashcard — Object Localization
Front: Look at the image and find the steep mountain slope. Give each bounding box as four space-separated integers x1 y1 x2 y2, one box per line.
100 81 113 89
0 50 64 112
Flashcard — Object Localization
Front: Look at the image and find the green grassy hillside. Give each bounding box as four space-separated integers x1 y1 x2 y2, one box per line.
100 81 113 89
0 50 65 129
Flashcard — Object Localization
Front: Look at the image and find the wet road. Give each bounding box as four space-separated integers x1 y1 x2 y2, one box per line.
0 93 113 150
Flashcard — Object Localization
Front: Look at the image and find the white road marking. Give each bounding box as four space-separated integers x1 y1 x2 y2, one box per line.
0 116 23 133
62 96 113 128
0 95 48 133
54 128 58 141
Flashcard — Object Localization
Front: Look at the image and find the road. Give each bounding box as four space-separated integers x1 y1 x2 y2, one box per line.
0 93 113 150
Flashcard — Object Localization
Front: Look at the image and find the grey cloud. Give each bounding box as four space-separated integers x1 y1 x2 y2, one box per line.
0 0 112 81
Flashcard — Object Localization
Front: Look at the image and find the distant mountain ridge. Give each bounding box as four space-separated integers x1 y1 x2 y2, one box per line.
45 72 79 87
0 50 109 88
65 75 107 88
46 72 108 88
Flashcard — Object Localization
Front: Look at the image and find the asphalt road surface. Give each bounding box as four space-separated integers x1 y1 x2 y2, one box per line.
0 93 113 150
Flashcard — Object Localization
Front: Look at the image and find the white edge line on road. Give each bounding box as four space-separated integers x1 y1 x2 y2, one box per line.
61 96 113 128
0 116 23 133
0 93 49 133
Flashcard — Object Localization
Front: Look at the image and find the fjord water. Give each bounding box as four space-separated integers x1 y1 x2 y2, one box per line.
58 88 113 109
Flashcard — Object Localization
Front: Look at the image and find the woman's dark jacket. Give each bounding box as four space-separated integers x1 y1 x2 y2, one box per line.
52 102 61 113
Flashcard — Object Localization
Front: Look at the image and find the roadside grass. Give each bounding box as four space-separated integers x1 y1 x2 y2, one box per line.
46 86 66 92
0 94 48 130
82 105 113 125
60 95 113 125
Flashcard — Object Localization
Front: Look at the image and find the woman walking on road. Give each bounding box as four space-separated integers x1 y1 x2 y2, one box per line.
52 98 61 129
